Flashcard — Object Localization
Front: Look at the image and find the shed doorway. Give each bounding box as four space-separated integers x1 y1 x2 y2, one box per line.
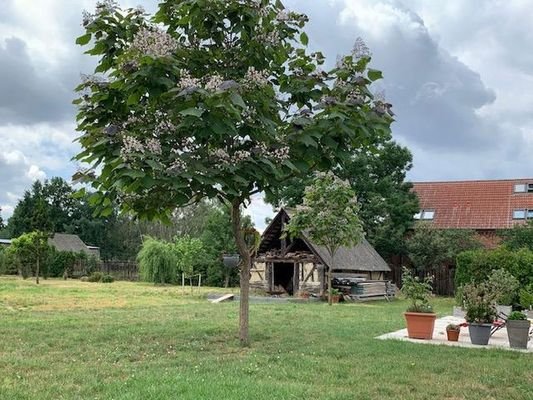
272 262 295 295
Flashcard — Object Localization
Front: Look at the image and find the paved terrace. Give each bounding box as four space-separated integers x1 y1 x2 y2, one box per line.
377 315 533 353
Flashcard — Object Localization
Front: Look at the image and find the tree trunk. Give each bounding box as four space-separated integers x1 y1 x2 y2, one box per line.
328 250 335 306
224 271 230 288
230 199 251 347
36 257 40 285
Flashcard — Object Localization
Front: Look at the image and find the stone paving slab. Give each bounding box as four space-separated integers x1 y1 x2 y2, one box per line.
376 315 533 353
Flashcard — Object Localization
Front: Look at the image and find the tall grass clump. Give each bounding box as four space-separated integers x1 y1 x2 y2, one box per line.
137 237 178 284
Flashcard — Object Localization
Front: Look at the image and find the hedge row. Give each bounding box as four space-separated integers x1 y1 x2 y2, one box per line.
456 247 533 289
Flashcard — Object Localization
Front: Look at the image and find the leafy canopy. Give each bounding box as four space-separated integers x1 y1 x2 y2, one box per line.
74 0 393 220
268 134 418 258
285 172 364 257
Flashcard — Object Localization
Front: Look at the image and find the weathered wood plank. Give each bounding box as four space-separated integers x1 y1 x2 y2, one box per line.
209 294 235 303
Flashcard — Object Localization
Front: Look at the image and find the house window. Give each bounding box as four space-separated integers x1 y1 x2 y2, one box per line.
529 184 533 193
513 209 526 219
514 184 526 193
528 210 533 219
415 209 435 220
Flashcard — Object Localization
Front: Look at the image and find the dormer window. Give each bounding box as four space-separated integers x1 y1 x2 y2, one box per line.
513 209 533 220
414 209 435 220
514 183 533 193
514 184 526 193
513 209 526 219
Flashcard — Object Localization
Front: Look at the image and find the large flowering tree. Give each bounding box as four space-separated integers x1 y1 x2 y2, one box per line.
74 0 393 345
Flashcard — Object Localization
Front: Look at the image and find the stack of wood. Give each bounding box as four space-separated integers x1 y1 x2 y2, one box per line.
345 280 394 302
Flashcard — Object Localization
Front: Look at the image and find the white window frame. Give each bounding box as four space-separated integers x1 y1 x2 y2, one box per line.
415 209 435 220
513 209 526 220
514 183 527 193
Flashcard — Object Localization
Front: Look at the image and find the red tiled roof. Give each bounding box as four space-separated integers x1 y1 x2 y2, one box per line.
412 179 533 229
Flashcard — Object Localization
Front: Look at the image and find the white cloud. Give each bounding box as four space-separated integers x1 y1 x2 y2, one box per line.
0 150 46 219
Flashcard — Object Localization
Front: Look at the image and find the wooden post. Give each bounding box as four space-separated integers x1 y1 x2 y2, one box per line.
198 274 202 288
293 262 300 296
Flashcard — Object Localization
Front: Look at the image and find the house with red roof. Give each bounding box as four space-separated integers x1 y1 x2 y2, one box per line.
411 178 533 247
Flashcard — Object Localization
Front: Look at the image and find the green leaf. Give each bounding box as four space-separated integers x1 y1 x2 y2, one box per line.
300 135 318 148
76 33 92 46
229 92 246 109
146 159 162 170
127 93 141 106
123 170 145 179
300 32 309 46
180 108 204 118
367 69 383 82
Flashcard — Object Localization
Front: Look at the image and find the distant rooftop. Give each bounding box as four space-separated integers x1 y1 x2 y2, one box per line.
412 178 533 230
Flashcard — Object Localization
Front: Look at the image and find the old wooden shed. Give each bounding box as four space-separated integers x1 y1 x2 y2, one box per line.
251 209 391 296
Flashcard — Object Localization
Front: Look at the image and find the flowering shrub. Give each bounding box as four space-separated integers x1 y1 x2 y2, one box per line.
401 267 434 313
462 281 497 323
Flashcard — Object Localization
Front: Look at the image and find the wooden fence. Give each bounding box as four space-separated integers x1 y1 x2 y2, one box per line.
387 255 456 296
100 261 139 281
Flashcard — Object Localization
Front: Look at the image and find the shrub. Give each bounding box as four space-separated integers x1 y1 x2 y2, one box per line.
463 281 497 323
137 237 178 284
102 274 114 283
507 311 527 321
47 249 78 278
519 284 533 309
456 247 533 289
401 267 433 313
80 276 89 282
88 271 104 282
487 269 519 306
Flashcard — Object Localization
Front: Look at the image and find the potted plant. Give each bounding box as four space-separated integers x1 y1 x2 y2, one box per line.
463 281 497 345
401 267 436 340
506 311 531 349
446 324 461 342
330 288 341 304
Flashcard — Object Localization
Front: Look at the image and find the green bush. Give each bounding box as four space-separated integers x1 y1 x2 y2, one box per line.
487 269 519 306
47 249 78 277
102 274 114 283
137 237 178 284
456 247 533 289
519 284 533 309
88 272 104 282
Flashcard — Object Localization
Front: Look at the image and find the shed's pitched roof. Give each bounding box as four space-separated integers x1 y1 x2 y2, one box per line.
48 233 92 255
258 208 390 272
412 179 533 229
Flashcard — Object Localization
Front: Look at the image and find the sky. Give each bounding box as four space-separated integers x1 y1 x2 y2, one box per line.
1 0 532 231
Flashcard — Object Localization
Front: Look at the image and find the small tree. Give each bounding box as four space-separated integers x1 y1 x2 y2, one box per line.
8 231 51 284
137 237 178 284
285 172 363 305
174 236 205 285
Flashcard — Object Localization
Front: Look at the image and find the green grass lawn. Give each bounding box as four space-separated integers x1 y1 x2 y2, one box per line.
0 277 531 400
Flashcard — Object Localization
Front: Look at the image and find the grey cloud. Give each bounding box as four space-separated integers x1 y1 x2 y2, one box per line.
286 0 497 151
0 36 75 124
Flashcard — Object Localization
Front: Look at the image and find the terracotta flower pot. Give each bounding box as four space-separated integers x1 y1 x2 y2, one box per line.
331 295 340 304
404 312 437 339
446 329 460 342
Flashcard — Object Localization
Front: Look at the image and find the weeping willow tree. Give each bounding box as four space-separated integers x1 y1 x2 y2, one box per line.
137 237 178 284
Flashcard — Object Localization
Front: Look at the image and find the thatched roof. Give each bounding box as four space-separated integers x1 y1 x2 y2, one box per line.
258 208 390 272
48 234 92 255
